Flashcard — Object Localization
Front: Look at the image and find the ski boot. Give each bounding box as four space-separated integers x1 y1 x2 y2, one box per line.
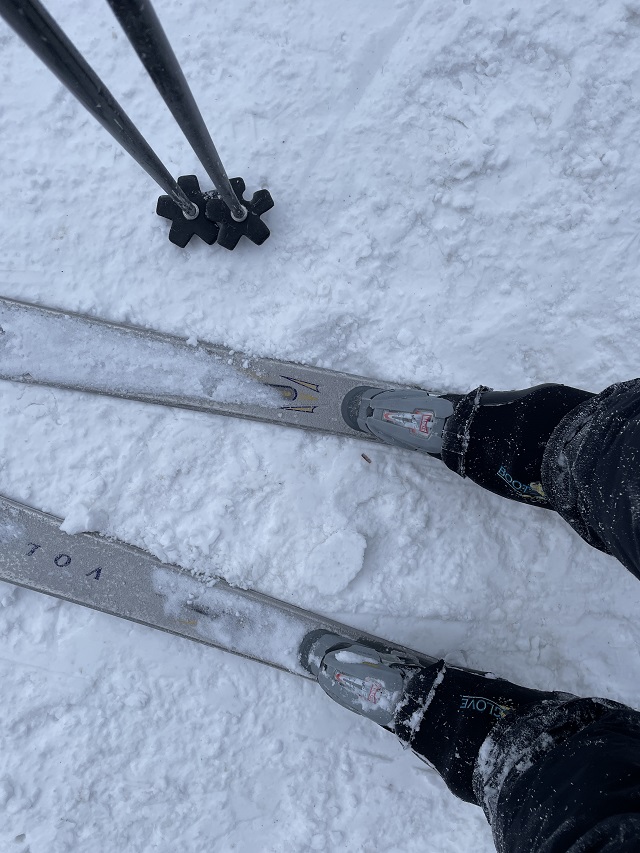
299 629 431 727
341 386 460 456
300 629 570 803
341 383 597 508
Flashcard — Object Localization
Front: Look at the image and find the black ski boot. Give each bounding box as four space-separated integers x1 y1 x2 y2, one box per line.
300 630 569 803
342 383 596 507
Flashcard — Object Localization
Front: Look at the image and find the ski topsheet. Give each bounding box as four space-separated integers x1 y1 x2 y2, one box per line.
0 494 437 677
0 296 419 440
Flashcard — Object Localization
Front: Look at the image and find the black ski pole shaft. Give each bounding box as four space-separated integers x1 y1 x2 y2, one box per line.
0 0 198 219
106 0 246 222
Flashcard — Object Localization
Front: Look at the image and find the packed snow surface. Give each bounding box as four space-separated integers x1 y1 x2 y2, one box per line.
0 301 279 406
1 0 640 850
152 567 320 675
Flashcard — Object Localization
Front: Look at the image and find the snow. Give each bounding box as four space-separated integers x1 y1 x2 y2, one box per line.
333 650 377 665
151 566 323 675
1 0 640 850
0 300 279 405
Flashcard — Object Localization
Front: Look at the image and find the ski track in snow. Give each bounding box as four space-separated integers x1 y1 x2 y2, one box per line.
1 0 640 850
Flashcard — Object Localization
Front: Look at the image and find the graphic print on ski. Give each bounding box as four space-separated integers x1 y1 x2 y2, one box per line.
0 493 437 678
0 296 454 455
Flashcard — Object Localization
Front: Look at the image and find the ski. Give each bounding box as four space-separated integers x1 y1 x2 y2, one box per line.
0 493 437 677
0 296 454 454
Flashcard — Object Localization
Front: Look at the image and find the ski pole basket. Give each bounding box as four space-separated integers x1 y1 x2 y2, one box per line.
0 0 274 249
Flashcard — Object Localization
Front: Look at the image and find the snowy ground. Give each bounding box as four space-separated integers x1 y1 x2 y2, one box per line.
1 0 640 850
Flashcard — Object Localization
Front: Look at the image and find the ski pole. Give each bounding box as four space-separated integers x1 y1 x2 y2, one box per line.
0 0 199 220
106 0 247 223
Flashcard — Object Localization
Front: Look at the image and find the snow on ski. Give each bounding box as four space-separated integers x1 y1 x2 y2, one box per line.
0 493 437 677
0 295 418 440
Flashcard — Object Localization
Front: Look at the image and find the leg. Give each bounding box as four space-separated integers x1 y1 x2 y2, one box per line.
351 377 640 578
301 633 640 853
440 384 595 507
478 696 640 853
541 378 640 580
446 378 640 581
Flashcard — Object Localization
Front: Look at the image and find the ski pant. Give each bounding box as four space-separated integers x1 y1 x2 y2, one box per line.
433 382 640 847
440 379 640 582
394 663 640 853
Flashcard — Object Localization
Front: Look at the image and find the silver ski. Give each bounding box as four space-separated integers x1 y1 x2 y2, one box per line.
0 295 419 440
0 494 437 677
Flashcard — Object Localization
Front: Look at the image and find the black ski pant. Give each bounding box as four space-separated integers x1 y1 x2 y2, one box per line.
440 379 640 582
431 381 640 848
394 663 640 853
